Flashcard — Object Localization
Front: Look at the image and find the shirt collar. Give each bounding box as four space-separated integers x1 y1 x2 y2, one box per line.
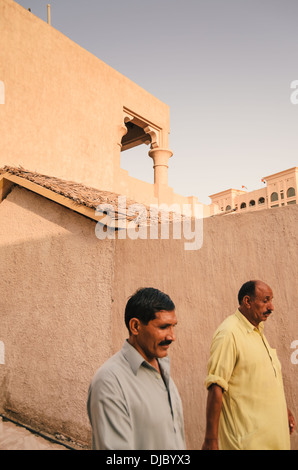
121 339 171 383
235 309 264 334
121 340 144 375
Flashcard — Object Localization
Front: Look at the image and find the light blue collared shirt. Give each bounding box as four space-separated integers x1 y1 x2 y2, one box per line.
87 340 185 450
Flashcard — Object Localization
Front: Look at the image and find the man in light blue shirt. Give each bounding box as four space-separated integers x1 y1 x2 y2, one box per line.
87 287 185 450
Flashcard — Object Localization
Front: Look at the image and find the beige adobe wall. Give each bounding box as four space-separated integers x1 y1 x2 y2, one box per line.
0 0 211 215
115 168 159 207
0 0 171 196
0 187 115 445
0 187 297 449
112 205 298 450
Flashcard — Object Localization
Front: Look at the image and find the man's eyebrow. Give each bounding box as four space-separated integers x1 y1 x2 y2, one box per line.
159 321 178 327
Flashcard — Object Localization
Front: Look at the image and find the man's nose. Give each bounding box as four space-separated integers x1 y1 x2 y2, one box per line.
166 327 176 342
269 301 274 311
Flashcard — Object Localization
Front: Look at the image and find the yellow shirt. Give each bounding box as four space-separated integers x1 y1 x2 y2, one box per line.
205 310 290 450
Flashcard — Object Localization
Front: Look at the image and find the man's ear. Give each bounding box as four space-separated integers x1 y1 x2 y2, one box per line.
242 295 252 308
129 318 141 335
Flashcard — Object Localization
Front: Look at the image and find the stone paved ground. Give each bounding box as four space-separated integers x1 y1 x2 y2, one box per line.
0 417 68 450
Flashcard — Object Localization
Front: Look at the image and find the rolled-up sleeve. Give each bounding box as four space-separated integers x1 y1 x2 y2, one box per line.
205 329 237 392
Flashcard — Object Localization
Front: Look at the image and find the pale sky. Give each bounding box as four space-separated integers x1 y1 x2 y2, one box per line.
15 0 298 204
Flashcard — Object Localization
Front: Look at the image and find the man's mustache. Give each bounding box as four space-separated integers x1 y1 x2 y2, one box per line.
159 340 173 346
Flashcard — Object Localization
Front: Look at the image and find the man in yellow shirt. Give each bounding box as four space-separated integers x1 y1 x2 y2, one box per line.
202 280 295 450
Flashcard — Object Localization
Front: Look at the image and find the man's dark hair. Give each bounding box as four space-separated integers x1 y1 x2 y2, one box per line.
125 287 175 333
238 280 256 305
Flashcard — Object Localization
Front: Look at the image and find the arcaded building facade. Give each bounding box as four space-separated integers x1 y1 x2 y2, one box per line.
210 167 298 214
